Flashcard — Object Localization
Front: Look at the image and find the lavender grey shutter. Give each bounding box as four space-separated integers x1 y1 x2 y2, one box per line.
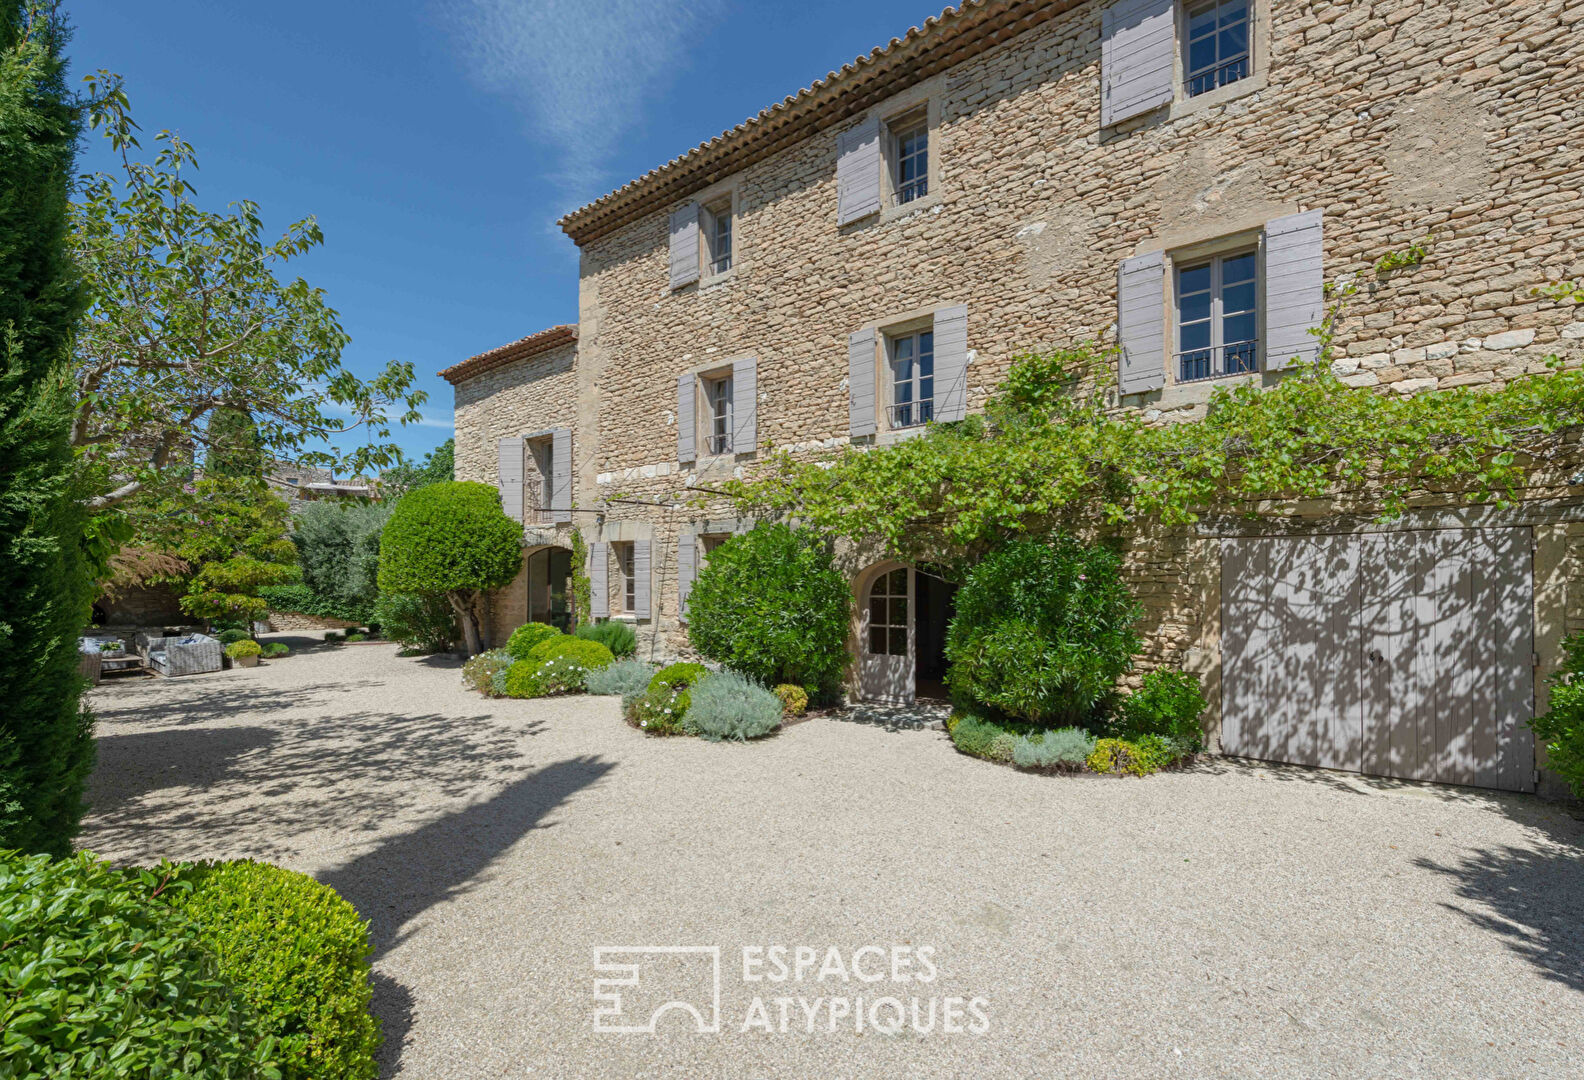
632 540 651 619
589 542 609 618
836 119 882 225
677 528 697 622
497 437 524 523
669 204 700 289
1263 210 1325 371
550 427 572 522
1101 0 1175 128
932 304 969 422
732 357 757 454
677 373 696 462
848 328 877 438
1118 250 1167 394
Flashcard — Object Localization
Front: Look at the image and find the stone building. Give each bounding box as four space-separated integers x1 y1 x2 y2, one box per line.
445 0 1584 794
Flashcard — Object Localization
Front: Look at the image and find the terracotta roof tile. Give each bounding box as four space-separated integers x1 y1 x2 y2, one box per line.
439 324 578 384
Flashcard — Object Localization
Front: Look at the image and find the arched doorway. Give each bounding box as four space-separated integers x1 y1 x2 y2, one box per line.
855 562 958 705
525 546 574 632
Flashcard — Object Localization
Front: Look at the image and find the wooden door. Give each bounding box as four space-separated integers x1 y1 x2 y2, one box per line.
860 567 914 704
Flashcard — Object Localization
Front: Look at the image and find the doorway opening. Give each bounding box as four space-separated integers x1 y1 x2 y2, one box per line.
913 568 956 702
526 546 573 632
857 562 958 705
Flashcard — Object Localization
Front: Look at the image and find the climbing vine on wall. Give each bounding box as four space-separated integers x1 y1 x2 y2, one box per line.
724 283 1584 567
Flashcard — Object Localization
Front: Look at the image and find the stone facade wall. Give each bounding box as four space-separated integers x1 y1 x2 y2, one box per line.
453 0 1584 672
265 610 362 632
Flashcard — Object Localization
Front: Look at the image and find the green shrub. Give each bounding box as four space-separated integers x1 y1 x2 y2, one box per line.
649 662 709 695
323 630 343 642
585 658 655 703
503 660 546 699
1531 633 1584 797
343 632 367 643
217 628 252 645
505 638 615 698
0 852 272 1077
292 501 390 620
372 591 455 653
1086 736 1188 777
575 619 637 658
948 711 1019 762
166 860 379 1080
684 671 783 742
226 639 263 659
774 684 809 717
261 643 290 659
259 583 373 626
946 536 1141 725
1011 727 1096 770
462 648 514 696
629 685 691 735
684 523 851 693
1120 669 1207 749
376 481 523 655
506 622 561 660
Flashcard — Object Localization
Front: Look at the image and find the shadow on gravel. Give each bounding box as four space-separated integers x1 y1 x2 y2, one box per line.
1414 836 1584 994
320 755 614 1076
834 701 951 733
90 726 276 815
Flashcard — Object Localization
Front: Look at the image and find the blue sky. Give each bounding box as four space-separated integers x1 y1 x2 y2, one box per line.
66 0 947 465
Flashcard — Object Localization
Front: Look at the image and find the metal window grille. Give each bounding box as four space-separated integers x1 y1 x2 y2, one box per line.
1185 0 1252 97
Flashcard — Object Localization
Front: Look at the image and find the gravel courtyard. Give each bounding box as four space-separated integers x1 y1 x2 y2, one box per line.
82 640 1583 1080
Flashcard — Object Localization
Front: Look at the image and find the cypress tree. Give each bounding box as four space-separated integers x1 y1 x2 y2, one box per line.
0 1 94 855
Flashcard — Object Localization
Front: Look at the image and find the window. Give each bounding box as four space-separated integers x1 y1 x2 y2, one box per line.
701 373 734 455
701 534 728 557
616 542 636 614
1184 0 1251 98
888 111 929 206
526 437 553 524
887 329 934 429
704 198 733 276
1176 250 1258 383
867 568 909 657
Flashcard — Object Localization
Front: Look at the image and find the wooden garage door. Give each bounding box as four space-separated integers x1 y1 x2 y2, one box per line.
1222 529 1534 791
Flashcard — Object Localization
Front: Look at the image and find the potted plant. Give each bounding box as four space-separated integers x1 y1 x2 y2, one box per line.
225 639 263 668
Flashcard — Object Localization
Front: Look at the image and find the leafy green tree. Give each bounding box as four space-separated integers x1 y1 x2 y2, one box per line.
381 437 453 496
684 523 851 695
69 75 426 510
131 477 297 625
205 407 264 480
377 481 522 655
292 500 389 615
0 1 94 856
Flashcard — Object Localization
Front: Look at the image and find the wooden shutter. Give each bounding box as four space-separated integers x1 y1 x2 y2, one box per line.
1118 250 1167 394
669 204 700 289
732 357 757 455
1101 0 1175 128
848 328 878 438
1263 210 1326 371
932 304 969 422
677 528 698 623
497 437 524 523
589 542 609 618
550 427 572 523
677 373 696 463
632 539 652 619
836 119 882 225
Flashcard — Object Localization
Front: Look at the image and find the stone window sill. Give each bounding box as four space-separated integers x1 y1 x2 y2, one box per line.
1168 71 1267 122
880 190 943 224
699 265 738 290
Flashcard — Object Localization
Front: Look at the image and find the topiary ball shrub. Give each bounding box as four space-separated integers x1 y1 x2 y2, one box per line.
575 619 638 658
1119 669 1207 750
261 642 291 659
165 860 380 1080
462 648 514 696
372 592 455 653
773 684 809 717
684 523 851 694
506 622 561 660
0 852 271 1077
586 658 655 704
217 628 251 646
504 638 616 698
684 671 783 742
225 639 263 659
629 663 709 735
946 536 1141 726
343 632 367 643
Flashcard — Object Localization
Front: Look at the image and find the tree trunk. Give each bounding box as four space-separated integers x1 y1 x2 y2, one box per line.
448 592 482 656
